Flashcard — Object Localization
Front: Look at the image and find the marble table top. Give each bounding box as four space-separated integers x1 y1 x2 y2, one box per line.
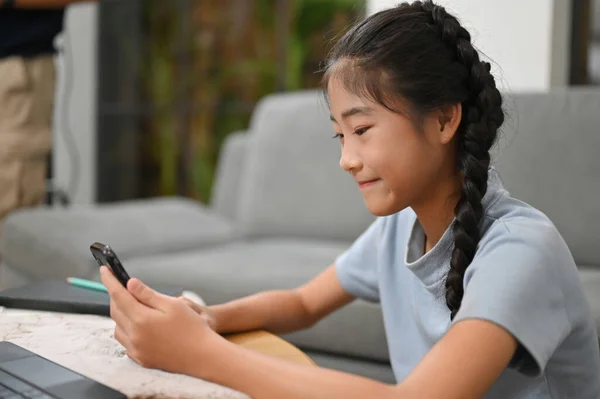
0 307 250 399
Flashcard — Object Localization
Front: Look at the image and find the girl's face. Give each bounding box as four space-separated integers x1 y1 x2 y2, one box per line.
328 77 459 216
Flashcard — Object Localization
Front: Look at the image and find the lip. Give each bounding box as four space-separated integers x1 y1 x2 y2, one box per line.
357 178 380 189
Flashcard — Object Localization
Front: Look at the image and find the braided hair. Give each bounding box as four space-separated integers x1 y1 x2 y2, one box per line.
323 0 505 319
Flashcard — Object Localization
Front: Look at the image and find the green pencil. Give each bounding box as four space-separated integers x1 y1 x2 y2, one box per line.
66 277 108 293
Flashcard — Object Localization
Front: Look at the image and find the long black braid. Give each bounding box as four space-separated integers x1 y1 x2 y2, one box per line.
419 1 504 318
323 0 505 319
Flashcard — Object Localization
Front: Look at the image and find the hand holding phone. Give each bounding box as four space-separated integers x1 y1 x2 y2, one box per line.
90 242 131 287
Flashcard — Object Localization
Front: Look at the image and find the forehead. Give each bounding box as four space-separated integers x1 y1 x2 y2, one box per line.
327 76 415 125
325 59 414 119
325 59 378 113
327 77 370 110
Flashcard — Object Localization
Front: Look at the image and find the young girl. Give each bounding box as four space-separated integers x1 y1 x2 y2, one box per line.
101 1 600 398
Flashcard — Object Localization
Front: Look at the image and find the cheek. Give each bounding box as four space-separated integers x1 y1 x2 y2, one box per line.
369 134 424 182
371 133 438 200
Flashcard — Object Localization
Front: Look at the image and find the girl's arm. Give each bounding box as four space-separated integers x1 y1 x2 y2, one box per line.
186 268 519 399
209 264 356 334
195 318 517 399
102 266 518 399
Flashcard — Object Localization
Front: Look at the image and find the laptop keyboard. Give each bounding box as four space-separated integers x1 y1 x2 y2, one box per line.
0 370 54 399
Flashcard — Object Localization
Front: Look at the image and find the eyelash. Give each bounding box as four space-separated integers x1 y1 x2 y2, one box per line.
332 126 370 139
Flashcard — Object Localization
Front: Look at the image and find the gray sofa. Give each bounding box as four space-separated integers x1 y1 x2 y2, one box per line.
2 88 600 384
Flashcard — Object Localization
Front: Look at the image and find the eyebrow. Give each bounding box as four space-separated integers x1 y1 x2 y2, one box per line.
329 106 374 122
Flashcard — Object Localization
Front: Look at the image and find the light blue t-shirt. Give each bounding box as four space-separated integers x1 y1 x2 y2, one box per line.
336 168 600 398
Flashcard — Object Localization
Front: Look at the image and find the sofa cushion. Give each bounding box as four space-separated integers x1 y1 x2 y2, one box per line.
97 239 389 362
1 197 238 280
236 90 375 242
493 88 600 266
578 267 600 336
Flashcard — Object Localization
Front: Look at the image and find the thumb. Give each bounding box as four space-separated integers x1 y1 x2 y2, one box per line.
128 279 168 311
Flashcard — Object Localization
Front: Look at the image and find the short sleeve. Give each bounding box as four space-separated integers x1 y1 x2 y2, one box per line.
453 221 573 377
335 217 385 303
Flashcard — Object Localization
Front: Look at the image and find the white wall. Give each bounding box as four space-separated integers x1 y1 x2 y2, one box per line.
367 0 571 92
52 2 97 205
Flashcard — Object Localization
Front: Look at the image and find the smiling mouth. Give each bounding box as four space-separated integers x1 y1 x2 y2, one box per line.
358 179 380 189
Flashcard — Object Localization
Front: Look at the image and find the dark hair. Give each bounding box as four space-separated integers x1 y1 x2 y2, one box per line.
323 1 505 319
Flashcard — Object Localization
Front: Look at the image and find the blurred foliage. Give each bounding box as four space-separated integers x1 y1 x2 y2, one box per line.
138 0 365 202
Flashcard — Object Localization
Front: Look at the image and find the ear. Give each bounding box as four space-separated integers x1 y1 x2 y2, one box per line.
437 103 462 144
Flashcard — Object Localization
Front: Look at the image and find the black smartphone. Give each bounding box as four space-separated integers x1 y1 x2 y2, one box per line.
90 242 131 287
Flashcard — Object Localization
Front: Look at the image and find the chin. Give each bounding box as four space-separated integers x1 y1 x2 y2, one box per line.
363 197 405 217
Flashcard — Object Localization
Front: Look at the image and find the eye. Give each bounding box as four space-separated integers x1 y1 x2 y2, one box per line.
354 126 371 135
332 133 343 140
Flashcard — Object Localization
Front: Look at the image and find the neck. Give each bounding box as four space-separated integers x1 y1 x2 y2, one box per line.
411 171 462 253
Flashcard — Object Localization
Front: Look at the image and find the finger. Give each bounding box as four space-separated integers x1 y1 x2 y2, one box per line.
178 296 198 310
114 325 130 349
101 266 144 318
110 300 132 330
114 327 138 364
181 290 206 306
177 296 204 314
127 278 171 312
177 296 194 306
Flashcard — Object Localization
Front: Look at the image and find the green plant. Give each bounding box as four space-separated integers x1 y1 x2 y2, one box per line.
139 0 365 202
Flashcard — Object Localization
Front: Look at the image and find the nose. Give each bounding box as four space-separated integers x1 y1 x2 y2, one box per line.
339 144 362 173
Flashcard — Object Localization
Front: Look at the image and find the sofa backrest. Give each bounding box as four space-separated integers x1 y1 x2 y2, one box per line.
235 90 375 242
210 130 249 221
229 88 600 264
493 88 600 266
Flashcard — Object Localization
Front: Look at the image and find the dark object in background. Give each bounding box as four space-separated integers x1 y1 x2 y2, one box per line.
0 279 183 316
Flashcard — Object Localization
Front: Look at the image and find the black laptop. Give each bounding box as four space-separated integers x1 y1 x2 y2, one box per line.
0 341 126 398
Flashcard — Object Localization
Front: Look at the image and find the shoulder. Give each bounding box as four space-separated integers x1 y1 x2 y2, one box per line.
475 195 574 272
455 196 590 376
465 194 582 315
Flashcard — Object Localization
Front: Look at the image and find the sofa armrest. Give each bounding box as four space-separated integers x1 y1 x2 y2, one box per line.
210 130 249 221
0 197 239 283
